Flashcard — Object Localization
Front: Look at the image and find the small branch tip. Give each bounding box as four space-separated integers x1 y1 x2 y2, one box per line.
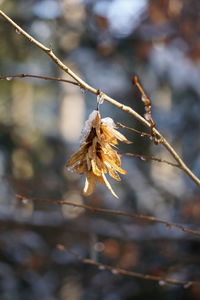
132 76 138 85
56 244 65 251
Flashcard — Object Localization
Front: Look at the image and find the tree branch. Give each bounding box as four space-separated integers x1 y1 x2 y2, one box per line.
120 152 180 168
0 9 199 186
117 122 151 137
57 244 199 287
16 194 200 238
0 73 78 85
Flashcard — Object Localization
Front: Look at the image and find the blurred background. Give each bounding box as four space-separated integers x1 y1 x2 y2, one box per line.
0 0 200 299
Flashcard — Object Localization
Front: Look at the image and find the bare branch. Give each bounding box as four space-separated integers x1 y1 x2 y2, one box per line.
57 244 199 287
16 194 200 237
133 76 156 138
121 152 180 168
0 10 199 186
0 73 79 85
117 122 151 137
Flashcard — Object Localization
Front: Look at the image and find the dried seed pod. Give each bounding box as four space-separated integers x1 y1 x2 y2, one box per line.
66 110 131 198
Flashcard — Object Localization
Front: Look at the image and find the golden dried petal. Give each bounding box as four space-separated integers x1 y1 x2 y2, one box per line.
92 111 101 127
88 137 98 158
101 153 127 175
96 155 107 173
103 147 121 166
86 153 91 171
74 161 88 174
105 163 121 181
112 152 121 166
91 159 102 176
97 175 106 186
101 142 118 156
100 146 121 168
94 112 101 140
110 128 132 144
101 172 119 198
83 172 97 196
66 144 87 167
100 124 118 145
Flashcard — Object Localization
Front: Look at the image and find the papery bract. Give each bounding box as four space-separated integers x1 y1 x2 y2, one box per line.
66 110 131 198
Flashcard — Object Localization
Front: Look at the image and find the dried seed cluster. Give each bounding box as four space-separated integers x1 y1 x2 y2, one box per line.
66 110 131 198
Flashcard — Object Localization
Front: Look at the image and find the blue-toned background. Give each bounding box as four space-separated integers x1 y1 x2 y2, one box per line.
0 0 200 299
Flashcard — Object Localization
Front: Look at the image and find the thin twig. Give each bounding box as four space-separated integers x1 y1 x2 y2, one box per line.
57 244 199 287
0 10 199 187
117 123 180 168
16 194 200 237
0 73 79 85
133 76 156 138
121 152 180 168
117 122 151 137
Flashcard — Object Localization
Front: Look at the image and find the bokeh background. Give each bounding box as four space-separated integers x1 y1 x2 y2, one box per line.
0 0 200 299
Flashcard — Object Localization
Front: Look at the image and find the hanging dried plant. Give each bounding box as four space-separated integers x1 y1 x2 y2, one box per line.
66 110 131 198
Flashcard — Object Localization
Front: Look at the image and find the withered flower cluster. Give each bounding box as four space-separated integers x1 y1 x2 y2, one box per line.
66 110 131 198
